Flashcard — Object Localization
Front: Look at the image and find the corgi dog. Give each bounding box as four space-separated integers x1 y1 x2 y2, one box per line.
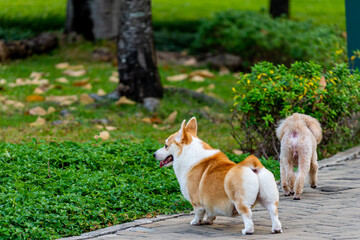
153 117 282 235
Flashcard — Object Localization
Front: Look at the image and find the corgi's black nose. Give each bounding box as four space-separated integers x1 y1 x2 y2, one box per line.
153 153 156 158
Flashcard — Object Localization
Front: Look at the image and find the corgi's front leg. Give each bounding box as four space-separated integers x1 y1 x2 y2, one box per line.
190 207 205 226
203 215 216 225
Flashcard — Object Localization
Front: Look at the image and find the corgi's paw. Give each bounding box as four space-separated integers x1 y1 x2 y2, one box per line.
203 216 216 225
242 228 254 235
272 228 282 234
190 218 202 226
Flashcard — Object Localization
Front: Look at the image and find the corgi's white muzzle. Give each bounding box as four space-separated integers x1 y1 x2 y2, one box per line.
154 148 174 168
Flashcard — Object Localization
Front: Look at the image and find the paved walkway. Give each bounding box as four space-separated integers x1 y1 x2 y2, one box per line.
60 146 360 240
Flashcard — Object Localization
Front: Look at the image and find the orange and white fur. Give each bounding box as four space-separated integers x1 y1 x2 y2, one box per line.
276 113 322 200
154 117 282 234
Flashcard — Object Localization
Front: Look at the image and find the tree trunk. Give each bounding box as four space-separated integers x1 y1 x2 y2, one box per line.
65 0 120 40
116 0 163 102
270 0 290 18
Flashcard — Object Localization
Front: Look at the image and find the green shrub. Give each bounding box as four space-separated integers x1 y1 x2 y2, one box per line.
154 29 196 51
192 10 347 69
0 27 34 41
231 61 360 158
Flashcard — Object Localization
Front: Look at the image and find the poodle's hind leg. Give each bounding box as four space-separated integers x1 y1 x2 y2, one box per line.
309 151 318 189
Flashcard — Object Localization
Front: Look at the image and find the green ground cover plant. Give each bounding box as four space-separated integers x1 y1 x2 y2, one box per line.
231 61 360 158
0 0 346 42
0 139 278 239
192 10 346 69
0 139 188 239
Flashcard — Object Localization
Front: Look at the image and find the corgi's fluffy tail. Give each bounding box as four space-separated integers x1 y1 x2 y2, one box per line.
238 155 264 174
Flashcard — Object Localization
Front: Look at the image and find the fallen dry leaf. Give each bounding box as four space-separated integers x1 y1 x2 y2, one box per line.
30 117 46 127
153 124 171 130
28 106 47 116
109 71 119 83
94 131 110 140
203 106 211 113
164 111 178 124
142 117 152 124
63 69 86 77
109 75 118 83
73 78 89 86
0 79 6 85
232 149 243 155
207 83 215 90
65 64 84 70
115 96 136 105
13 102 25 109
189 69 215 78
183 58 197 66
166 74 188 82
8 78 49 87
30 72 45 80
150 116 162 124
56 77 69 84
50 84 63 90
233 72 240 78
196 87 205 93
61 100 75 106
47 106 56 114
207 92 220 99
26 95 45 102
80 94 95 105
45 95 78 106
95 125 104 129
55 62 69 69
4 99 25 109
97 89 106 96
33 86 48 94
105 126 117 131
83 83 92 90
219 66 230 76
319 75 326 90
190 75 205 82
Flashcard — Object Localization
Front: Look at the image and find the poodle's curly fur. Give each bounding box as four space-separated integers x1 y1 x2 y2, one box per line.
276 113 322 200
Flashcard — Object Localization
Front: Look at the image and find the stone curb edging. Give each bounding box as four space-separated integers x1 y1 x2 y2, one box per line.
58 145 360 240
57 213 191 240
318 145 360 169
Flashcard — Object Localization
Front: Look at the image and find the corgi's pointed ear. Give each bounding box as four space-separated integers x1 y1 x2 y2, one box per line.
185 117 197 136
175 120 186 142
176 119 191 144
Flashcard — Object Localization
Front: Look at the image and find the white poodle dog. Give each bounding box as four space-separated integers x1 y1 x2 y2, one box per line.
276 113 322 200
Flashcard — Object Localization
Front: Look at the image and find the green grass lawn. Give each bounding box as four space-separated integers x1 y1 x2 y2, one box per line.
0 0 346 37
0 41 239 151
